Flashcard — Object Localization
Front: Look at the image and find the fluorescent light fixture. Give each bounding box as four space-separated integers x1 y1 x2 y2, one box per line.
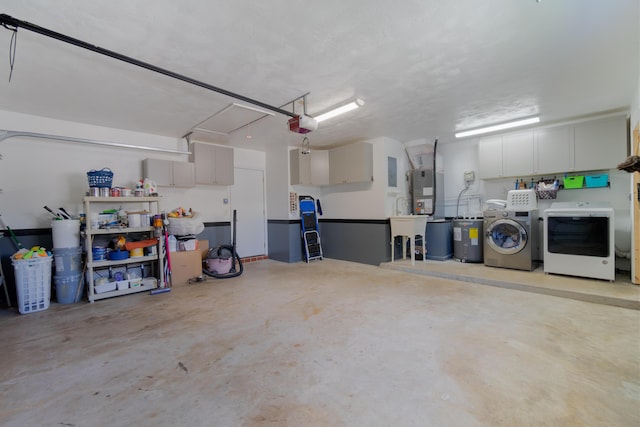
455 116 540 138
314 98 364 123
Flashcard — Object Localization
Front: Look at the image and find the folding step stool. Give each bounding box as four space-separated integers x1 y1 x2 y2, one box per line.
299 195 323 262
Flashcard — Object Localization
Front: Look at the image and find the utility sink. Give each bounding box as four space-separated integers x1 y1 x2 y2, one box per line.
390 215 428 264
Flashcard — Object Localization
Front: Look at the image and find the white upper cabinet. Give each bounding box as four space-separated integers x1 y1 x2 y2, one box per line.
534 125 572 175
573 115 627 172
478 136 503 179
502 131 534 177
189 142 234 185
477 114 627 179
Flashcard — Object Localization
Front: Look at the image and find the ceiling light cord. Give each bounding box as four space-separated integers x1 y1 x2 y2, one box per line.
1 22 17 82
301 137 310 155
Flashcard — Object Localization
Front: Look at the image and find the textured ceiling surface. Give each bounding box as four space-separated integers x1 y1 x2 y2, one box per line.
0 1 638 149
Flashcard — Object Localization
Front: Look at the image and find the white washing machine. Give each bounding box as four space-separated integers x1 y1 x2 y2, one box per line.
483 209 539 271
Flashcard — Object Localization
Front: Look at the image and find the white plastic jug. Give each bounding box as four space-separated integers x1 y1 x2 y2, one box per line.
167 235 178 253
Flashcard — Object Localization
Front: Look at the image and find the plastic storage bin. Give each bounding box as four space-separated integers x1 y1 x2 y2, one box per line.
563 175 585 189
585 174 609 188
52 247 82 276
54 273 82 304
95 281 116 294
12 256 53 314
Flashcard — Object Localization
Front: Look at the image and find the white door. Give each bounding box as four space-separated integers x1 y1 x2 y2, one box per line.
230 168 266 257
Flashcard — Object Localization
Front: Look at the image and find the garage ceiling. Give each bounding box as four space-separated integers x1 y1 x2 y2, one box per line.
0 1 638 149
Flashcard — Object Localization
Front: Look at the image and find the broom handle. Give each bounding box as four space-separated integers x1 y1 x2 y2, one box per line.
0 214 23 250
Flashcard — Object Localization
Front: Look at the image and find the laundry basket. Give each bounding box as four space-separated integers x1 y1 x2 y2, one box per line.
506 189 538 210
12 256 53 314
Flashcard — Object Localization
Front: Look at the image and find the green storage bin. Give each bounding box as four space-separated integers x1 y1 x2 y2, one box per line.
563 175 584 189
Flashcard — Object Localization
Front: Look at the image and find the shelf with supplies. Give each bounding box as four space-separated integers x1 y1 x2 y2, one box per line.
83 196 164 303
521 173 611 200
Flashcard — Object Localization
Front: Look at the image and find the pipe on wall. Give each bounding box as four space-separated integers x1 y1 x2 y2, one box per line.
0 130 191 155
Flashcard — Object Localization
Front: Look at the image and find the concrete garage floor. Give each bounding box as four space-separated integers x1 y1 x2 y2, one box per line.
1 259 639 426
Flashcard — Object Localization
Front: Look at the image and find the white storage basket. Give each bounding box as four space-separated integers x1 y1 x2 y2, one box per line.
12 256 53 314
506 189 537 210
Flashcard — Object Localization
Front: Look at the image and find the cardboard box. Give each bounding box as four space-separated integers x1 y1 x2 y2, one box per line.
167 240 209 286
199 240 209 260
170 249 202 286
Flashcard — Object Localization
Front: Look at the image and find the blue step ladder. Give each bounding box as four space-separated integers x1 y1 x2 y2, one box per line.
299 196 323 262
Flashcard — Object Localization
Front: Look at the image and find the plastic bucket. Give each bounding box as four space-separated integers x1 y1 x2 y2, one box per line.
52 247 83 276
51 219 80 249
54 273 82 304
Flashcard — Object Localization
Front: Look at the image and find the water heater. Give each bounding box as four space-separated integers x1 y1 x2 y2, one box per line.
411 169 444 217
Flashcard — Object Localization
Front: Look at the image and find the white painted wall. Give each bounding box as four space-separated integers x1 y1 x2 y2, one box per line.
439 138 484 218
383 138 411 216
266 142 290 220
0 110 264 229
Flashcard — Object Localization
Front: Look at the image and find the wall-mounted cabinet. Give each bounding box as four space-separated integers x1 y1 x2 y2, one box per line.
290 148 311 185
329 141 373 185
289 149 329 186
573 116 627 172
534 125 573 175
189 142 234 185
143 158 195 188
478 115 627 179
501 131 534 177
477 136 504 179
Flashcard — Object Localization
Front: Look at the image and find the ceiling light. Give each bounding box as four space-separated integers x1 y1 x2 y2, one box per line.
455 116 540 138
314 99 365 123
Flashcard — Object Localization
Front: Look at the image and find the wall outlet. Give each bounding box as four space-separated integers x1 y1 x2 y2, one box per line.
464 171 475 184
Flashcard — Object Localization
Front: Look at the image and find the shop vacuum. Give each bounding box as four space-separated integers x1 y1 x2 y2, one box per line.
203 210 243 279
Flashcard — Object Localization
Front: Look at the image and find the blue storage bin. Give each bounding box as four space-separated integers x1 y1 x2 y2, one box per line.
585 174 608 188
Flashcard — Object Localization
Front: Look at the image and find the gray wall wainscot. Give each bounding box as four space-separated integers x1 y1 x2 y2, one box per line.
319 219 392 266
267 220 305 263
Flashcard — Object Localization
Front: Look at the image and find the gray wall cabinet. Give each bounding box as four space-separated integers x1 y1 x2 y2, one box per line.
190 143 234 185
329 141 373 184
290 149 329 186
143 158 195 188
